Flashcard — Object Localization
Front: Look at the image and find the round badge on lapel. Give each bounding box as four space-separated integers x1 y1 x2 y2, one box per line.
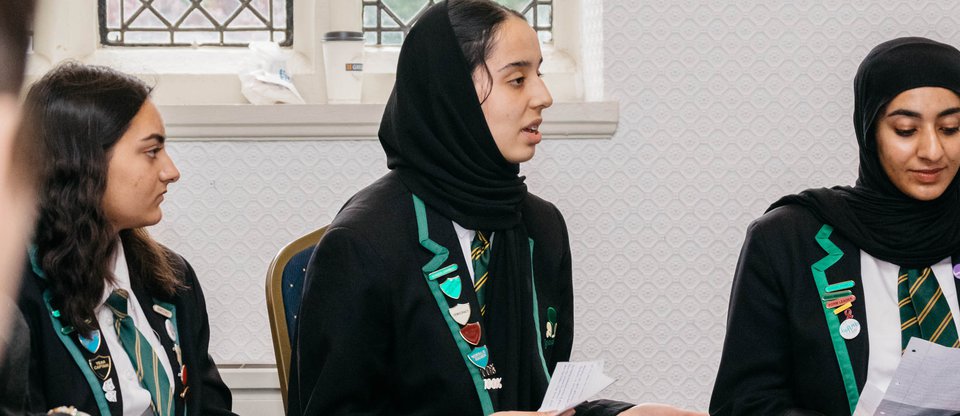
953 264 960 279
839 318 861 340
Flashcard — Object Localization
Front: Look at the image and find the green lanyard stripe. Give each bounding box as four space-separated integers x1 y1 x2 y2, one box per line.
526 238 550 383
811 224 859 415
413 195 495 416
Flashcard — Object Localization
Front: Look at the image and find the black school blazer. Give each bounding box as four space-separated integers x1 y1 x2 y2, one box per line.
287 171 631 416
17 249 235 416
710 205 960 416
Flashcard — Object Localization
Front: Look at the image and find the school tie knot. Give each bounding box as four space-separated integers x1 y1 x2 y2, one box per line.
105 289 130 317
106 288 173 416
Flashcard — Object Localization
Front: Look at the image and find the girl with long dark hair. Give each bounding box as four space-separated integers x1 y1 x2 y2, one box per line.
288 1 701 415
16 63 236 416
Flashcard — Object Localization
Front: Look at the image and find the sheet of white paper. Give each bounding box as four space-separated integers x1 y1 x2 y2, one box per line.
873 338 960 416
537 361 616 414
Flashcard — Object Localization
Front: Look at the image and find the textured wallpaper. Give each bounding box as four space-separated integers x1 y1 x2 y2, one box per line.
150 1 960 410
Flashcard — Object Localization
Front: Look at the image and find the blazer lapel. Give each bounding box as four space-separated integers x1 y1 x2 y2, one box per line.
828 235 869 390
422 203 482 321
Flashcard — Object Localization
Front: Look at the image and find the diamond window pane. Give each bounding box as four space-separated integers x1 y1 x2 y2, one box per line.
362 0 553 46
99 0 293 47
381 10 401 28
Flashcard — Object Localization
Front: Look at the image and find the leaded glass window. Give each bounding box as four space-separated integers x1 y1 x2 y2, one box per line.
362 0 552 45
99 0 293 47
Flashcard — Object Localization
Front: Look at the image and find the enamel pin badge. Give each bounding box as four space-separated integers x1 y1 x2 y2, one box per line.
823 279 860 340
439 276 462 299
449 303 471 326
79 330 101 354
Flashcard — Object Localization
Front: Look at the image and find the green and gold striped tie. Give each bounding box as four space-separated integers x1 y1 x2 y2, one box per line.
898 267 960 350
472 231 491 316
106 289 174 416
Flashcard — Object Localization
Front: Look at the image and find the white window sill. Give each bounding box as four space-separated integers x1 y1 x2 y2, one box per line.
158 101 619 141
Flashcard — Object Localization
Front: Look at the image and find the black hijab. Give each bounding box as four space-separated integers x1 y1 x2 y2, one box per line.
378 1 547 409
769 37 960 268
379 1 527 231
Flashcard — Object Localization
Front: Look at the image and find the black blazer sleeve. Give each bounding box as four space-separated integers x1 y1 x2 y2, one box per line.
179 258 235 415
709 220 824 416
287 226 393 416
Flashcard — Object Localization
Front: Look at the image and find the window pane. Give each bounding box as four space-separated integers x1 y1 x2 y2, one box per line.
362 0 553 46
99 0 293 47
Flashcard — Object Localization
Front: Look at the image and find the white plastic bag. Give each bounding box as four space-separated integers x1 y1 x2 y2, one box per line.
239 41 305 105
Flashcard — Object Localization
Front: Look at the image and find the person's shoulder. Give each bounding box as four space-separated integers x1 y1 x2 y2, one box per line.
522 192 568 245
750 204 823 236
522 192 563 224
319 172 416 255
16 257 46 308
331 172 411 229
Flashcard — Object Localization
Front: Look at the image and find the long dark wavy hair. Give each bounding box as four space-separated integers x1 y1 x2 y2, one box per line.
25 63 181 333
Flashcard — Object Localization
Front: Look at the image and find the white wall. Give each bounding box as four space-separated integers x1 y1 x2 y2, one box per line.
148 1 960 413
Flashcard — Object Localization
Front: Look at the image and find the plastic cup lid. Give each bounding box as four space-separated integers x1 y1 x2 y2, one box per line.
324 31 364 41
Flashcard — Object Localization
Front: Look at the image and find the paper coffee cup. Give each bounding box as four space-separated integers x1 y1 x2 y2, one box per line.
322 31 365 104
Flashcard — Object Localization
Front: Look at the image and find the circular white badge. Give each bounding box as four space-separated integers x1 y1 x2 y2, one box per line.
839 318 861 340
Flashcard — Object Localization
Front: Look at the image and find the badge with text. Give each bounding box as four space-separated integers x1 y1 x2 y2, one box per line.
468 346 489 368
484 377 503 390
449 303 471 326
839 318 861 340
825 295 856 309
88 355 113 381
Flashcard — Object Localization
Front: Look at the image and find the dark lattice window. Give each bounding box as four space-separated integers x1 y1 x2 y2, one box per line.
362 0 552 45
99 0 293 47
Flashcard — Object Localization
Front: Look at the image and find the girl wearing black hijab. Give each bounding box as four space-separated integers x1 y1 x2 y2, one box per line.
287 1 703 415
710 37 960 415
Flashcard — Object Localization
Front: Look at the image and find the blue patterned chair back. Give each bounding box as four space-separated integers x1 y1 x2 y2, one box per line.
265 226 327 412
280 246 314 340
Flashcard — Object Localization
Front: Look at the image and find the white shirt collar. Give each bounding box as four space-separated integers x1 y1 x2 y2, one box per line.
100 239 132 306
452 221 475 241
